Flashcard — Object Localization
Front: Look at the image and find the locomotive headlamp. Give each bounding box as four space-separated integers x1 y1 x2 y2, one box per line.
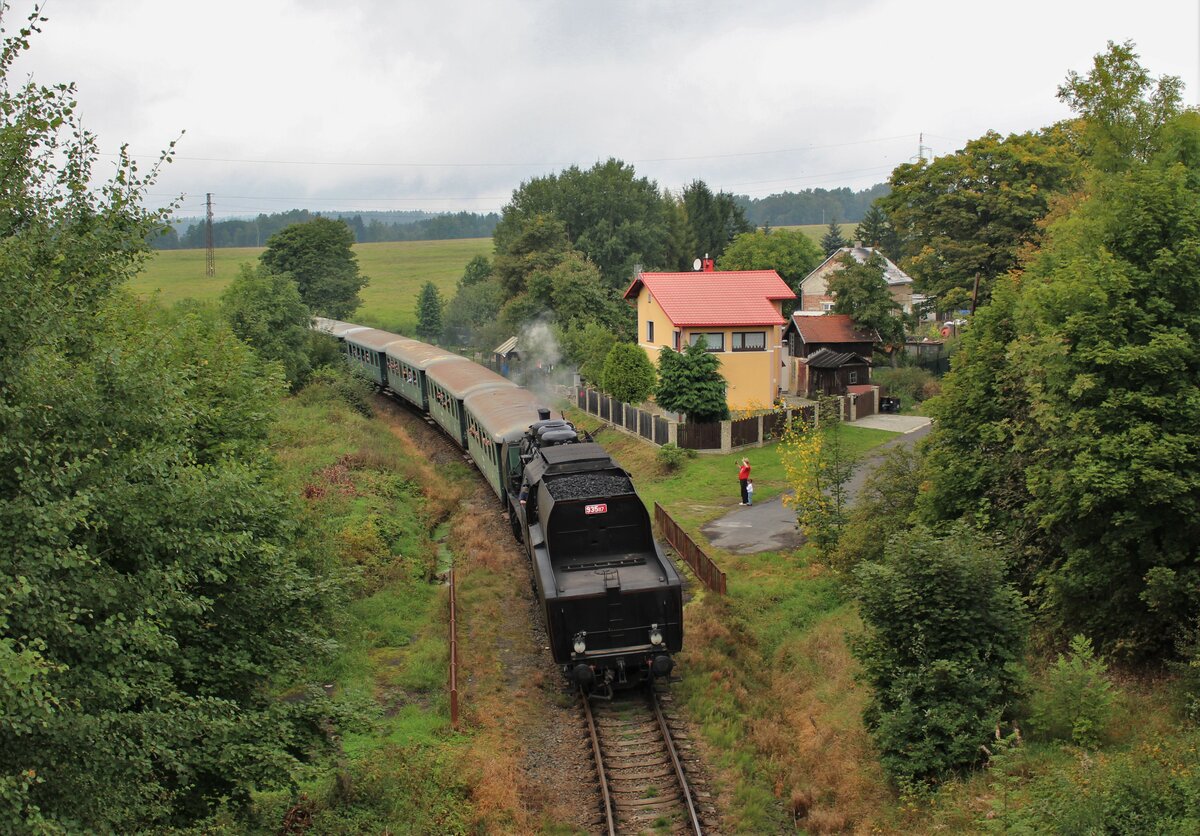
649 625 663 646
573 632 587 655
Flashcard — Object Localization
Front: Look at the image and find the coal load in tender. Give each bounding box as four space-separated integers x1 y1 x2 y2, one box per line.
546 472 634 501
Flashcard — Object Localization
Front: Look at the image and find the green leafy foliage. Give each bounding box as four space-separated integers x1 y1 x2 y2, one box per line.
655 339 729 422
832 444 922 573
493 159 670 287
1028 635 1115 748
718 228 823 297
1058 39 1184 169
415 280 444 341
871 365 939 405
220 263 313 388
601 342 656 403
879 126 1079 310
828 252 905 351
852 524 1028 787
655 443 695 473
779 398 854 557
260 216 369 318
561 320 618 387
0 18 337 828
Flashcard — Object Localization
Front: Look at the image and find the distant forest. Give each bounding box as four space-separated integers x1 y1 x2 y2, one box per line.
151 183 889 249
734 183 889 227
151 209 501 249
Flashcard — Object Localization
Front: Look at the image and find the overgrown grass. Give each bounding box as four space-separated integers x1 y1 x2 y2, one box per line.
251 374 473 833
133 237 492 332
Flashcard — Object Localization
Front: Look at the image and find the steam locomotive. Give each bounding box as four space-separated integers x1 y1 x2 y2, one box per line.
315 319 683 696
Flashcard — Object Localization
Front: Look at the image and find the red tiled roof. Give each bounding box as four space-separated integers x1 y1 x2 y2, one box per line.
790 313 879 344
622 270 794 327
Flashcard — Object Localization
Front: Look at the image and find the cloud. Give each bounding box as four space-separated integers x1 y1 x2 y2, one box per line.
9 0 1197 217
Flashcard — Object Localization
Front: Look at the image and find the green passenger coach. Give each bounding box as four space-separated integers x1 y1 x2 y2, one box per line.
463 387 543 499
385 341 460 410
424 360 517 447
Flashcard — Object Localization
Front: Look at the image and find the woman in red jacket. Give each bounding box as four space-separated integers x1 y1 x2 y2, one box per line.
738 458 751 505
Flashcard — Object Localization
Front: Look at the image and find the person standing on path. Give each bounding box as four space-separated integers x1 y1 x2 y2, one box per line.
738 458 751 505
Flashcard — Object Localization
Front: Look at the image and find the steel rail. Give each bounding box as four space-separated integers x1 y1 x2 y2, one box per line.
581 691 616 836
651 684 704 836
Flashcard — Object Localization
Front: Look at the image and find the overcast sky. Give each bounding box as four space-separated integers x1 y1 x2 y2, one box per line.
11 0 1200 219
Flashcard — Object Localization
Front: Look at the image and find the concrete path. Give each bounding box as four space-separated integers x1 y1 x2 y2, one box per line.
699 419 931 555
848 413 932 433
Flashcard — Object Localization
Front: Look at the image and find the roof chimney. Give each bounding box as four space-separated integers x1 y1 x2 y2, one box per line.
702 254 715 272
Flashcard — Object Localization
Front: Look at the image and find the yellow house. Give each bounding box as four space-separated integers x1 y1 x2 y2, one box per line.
622 262 796 411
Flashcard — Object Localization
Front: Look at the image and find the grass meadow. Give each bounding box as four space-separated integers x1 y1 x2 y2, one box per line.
133 237 493 333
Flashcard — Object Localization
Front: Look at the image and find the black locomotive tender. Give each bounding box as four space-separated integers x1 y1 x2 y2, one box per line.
315 318 683 696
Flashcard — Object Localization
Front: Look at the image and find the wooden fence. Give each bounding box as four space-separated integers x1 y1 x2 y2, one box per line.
654 502 727 595
575 387 826 453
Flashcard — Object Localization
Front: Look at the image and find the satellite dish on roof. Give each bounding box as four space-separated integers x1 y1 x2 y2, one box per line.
692 258 702 271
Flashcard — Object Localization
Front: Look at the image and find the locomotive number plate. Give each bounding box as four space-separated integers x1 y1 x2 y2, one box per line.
584 503 608 515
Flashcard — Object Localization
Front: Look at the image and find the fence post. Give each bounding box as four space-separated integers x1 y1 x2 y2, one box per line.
720 420 732 454
449 567 459 730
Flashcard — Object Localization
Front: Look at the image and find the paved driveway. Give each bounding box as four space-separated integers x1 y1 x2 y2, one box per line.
850 413 931 433
699 419 931 555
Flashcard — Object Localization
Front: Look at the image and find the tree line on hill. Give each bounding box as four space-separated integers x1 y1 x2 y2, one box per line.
734 182 889 227
150 208 500 249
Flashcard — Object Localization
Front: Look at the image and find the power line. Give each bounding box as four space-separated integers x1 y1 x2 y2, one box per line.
102 133 917 170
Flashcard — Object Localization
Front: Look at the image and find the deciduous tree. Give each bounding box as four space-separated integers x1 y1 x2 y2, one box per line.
260 216 368 318
493 159 670 287
601 343 656 403
0 18 334 827
879 127 1079 309
718 228 823 298
221 264 312 388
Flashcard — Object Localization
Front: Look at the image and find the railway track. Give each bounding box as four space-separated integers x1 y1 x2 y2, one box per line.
582 684 716 835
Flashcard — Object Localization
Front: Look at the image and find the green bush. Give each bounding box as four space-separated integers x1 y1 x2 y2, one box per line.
656 443 695 472
1028 634 1115 748
852 524 1028 786
873 365 940 405
1172 622 1200 723
300 365 375 417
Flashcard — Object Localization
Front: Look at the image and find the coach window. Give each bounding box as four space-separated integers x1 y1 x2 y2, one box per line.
688 332 724 352
646 321 654 343
732 331 766 351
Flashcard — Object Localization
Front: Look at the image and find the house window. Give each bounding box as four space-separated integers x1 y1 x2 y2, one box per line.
688 332 724 352
732 331 766 351
673 330 680 351
821 301 834 312
849 370 858 384
647 321 654 343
